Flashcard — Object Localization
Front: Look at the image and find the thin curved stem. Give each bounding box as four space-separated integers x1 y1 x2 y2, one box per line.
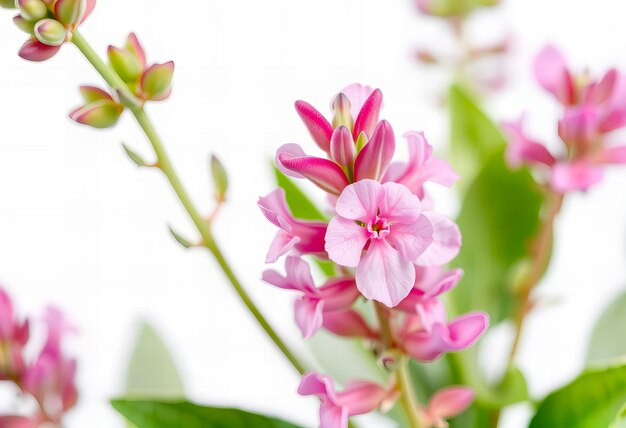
71 31 306 376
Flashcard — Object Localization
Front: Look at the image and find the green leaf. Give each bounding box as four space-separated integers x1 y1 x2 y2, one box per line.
529 363 626 428
126 322 185 399
587 288 626 364
111 400 304 428
123 143 148 167
449 148 544 324
168 226 194 249
449 84 508 193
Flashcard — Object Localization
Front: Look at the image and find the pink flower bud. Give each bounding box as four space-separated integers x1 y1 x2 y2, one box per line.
294 100 333 153
53 0 84 26
353 88 383 140
125 33 146 68
17 0 47 21
353 120 395 182
108 45 143 82
419 387 475 427
330 126 356 172
18 38 61 62
331 93 354 130
70 99 124 129
277 152 349 195
34 19 67 47
140 61 174 101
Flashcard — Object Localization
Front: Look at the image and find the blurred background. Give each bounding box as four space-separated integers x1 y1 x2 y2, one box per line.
0 0 625 426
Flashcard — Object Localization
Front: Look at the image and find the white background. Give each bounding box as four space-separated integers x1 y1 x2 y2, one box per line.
1 0 626 427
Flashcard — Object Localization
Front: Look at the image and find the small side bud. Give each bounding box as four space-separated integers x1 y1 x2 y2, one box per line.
140 61 174 101
18 38 61 62
13 15 35 34
108 46 142 83
168 226 195 249
0 0 16 8
34 19 67 47
69 100 124 129
331 93 354 130
122 143 148 167
17 0 47 21
210 155 228 202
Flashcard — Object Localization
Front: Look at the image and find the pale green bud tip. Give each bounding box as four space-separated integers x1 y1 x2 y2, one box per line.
210 155 228 201
108 45 142 83
331 92 354 130
140 61 175 101
34 19 67 46
17 0 48 21
13 15 36 34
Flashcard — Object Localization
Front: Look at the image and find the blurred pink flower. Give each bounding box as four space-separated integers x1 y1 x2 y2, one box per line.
419 387 475 427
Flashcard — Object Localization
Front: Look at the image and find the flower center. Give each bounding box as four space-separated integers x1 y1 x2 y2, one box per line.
367 216 390 239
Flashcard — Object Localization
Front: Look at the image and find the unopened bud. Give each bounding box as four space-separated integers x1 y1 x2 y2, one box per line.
330 125 356 174
13 15 35 34
34 19 67 46
53 0 83 27
210 155 228 202
17 0 48 21
108 45 142 83
331 92 354 130
69 99 124 129
140 61 174 101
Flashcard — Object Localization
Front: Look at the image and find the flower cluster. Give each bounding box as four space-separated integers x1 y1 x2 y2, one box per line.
1 0 96 61
504 46 626 192
0 287 78 427
70 33 174 129
259 84 488 427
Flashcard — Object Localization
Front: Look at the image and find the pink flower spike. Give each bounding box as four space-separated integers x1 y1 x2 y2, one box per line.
353 88 383 139
419 387 475 428
339 83 376 119
258 189 327 263
18 38 61 62
276 152 349 195
534 45 575 105
298 373 391 428
414 212 461 267
503 118 556 168
353 120 396 182
295 100 334 152
326 180 435 307
403 312 489 361
550 160 604 192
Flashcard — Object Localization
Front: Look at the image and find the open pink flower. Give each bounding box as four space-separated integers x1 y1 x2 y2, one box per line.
258 188 328 263
397 300 488 361
325 180 460 307
298 373 394 428
419 387 475 428
262 256 361 338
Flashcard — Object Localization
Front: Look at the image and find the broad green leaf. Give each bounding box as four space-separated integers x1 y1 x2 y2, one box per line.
449 84 507 192
587 288 626 364
112 400 303 428
449 149 544 324
529 363 626 428
126 322 185 399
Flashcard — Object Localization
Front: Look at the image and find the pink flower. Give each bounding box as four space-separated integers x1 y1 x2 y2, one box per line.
502 118 556 169
383 131 459 199
396 266 464 312
419 387 475 428
0 416 42 428
262 256 361 338
325 180 460 307
298 373 394 428
397 301 488 361
258 188 328 263
0 288 29 379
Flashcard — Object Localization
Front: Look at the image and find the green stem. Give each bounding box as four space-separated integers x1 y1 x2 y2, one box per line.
71 31 306 376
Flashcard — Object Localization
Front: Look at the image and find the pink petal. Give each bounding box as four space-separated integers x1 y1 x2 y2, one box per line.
320 402 348 428
330 126 356 169
583 69 617 105
598 146 626 164
335 179 383 221
18 38 61 62
355 239 415 307
323 309 376 339
427 387 475 419
534 45 575 105
550 160 604 192
277 153 349 195
414 212 461 266
386 216 433 261
336 380 389 415
298 372 339 403
380 182 422 224
0 288 15 340
354 120 396 182
266 230 300 263
258 188 294 229
80 0 96 23
294 100 334 152
262 256 317 293
275 144 307 179
403 323 450 361
339 83 376 119
503 119 556 167
318 279 360 310
0 416 41 428
447 312 489 350
295 297 324 338
353 88 383 139
558 107 599 146
421 268 464 299
325 216 368 267
126 32 147 67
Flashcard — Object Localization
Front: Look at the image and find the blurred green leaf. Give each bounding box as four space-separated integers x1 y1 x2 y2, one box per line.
587 288 626 364
168 226 195 249
122 143 148 167
126 322 185 399
449 84 507 192
449 149 544 324
529 363 626 428
112 400 303 428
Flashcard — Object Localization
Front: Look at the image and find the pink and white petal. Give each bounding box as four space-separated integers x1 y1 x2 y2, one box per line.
285 255 317 293
325 216 368 267
266 231 300 263
353 120 396 182
277 153 349 195
294 297 324 338
598 146 626 164
336 381 388 415
403 323 449 361
414 212 461 266
319 279 360 310
502 119 556 167
275 143 308 178
447 312 489 351
320 402 349 428
550 160 604 192
294 100 334 153
355 240 415 307
427 387 475 419
298 372 335 399
353 88 383 139
323 309 377 339
421 269 464 299
262 269 297 291
533 45 574 104
421 156 460 187
339 83 376 118
258 188 295 229
558 107 599 146
335 179 383 220
380 182 422 224
386 217 433 261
